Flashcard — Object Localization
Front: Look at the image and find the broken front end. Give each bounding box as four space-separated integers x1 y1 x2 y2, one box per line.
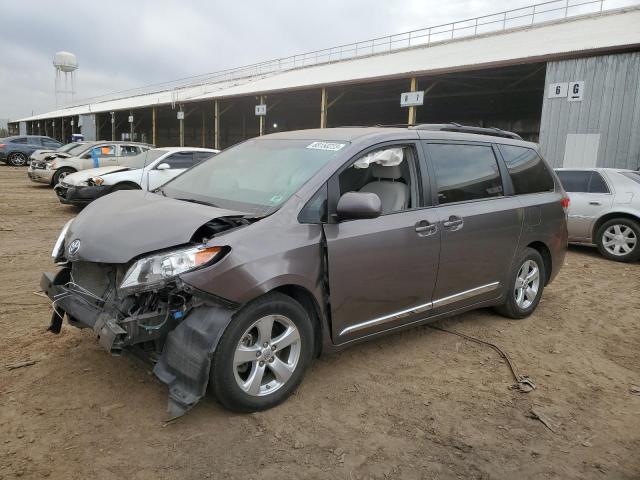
42 215 250 417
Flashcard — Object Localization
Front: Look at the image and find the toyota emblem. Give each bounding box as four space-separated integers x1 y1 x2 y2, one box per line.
67 239 81 256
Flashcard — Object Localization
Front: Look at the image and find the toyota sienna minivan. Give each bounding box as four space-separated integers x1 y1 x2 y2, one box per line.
42 124 568 416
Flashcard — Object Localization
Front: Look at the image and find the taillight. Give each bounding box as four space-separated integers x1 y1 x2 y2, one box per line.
561 196 570 211
0 144 6 148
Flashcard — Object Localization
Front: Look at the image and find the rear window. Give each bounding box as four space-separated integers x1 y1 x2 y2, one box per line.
499 145 554 194
621 172 640 185
429 143 503 205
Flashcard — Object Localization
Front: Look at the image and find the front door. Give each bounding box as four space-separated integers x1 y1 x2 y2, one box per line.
424 142 523 311
323 143 441 343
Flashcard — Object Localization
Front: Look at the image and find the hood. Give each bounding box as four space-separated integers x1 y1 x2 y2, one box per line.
64 190 246 263
63 166 130 186
44 152 71 160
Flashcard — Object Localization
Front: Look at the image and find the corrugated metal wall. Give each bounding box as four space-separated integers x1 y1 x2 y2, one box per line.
539 52 640 170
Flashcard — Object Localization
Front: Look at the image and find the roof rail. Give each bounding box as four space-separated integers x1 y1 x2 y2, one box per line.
410 123 522 140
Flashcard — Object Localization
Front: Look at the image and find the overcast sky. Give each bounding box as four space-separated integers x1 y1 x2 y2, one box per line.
1 0 540 120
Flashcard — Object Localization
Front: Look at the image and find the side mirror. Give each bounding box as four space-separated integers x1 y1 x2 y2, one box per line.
336 192 382 221
156 163 170 171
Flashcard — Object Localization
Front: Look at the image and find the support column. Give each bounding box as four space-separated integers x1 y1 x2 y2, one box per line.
408 77 418 126
152 107 157 146
214 100 220 150
179 104 185 147
61 118 65 143
129 109 134 140
111 112 116 141
320 87 328 128
44 121 48 137
259 95 265 136
201 110 205 147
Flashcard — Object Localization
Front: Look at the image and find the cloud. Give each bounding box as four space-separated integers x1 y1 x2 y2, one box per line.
0 0 534 120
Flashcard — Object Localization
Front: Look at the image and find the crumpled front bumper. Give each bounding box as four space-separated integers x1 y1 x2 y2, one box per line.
27 166 54 184
54 184 111 206
41 267 238 418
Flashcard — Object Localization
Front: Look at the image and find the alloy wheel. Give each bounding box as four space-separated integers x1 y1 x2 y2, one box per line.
9 153 27 166
602 224 637 256
514 259 540 310
233 314 301 397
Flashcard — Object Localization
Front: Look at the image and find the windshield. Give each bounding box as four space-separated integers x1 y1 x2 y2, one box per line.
161 138 346 215
59 142 81 153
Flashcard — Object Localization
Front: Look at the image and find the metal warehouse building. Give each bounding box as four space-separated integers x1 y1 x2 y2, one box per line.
9 0 640 169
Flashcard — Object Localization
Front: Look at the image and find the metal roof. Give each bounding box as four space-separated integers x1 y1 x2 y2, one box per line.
13 3 640 123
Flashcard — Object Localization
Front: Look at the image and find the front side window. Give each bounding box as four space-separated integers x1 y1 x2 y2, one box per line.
499 145 554 194
96 145 116 157
43 139 61 148
163 151 195 169
337 146 417 214
556 170 590 193
161 138 345 216
429 144 503 205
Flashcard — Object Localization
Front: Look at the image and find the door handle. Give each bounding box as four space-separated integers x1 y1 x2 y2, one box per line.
588 201 601 206
443 216 464 230
415 220 437 236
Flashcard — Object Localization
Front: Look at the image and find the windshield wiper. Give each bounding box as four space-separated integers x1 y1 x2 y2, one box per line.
176 197 219 207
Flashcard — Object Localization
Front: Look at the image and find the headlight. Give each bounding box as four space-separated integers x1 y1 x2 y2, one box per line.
120 245 223 290
51 219 74 259
90 176 104 186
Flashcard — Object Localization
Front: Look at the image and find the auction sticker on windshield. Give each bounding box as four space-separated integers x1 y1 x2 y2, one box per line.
306 142 346 151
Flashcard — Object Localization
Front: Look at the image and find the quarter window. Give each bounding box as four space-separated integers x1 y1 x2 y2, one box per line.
499 145 554 194
556 171 590 193
429 144 503 205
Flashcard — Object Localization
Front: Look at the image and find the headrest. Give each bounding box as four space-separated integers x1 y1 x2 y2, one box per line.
371 163 402 180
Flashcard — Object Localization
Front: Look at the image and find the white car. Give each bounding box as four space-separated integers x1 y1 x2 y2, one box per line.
54 147 218 206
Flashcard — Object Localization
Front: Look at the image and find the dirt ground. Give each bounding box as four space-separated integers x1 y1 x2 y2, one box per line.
0 165 639 480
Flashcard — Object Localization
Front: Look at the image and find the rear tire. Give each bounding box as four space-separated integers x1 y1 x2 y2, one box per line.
495 247 545 319
7 152 28 166
52 167 75 185
595 218 640 263
209 292 314 412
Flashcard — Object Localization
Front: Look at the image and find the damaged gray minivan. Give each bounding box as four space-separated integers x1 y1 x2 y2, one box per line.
42 125 568 416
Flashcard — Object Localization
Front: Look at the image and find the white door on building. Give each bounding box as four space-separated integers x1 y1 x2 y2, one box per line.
563 133 600 168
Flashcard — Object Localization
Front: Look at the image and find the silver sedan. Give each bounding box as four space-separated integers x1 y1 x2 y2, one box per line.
555 168 640 262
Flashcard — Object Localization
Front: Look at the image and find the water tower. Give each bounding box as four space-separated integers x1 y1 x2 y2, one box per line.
53 51 78 108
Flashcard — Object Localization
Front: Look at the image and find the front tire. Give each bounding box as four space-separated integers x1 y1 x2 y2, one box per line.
7 152 28 166
52 167 76 185
595 218 640 263
209 292 314 412
495 247 545 319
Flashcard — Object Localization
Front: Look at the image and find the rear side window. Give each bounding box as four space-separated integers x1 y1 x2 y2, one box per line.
11 137 27 144
499 145 554 194
120 145 141 156
429 144 503 205
556 170 591 193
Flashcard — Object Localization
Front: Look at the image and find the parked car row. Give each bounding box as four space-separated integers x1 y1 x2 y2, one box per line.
41 124 570 415
54 147 219 205
0 135 63 166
